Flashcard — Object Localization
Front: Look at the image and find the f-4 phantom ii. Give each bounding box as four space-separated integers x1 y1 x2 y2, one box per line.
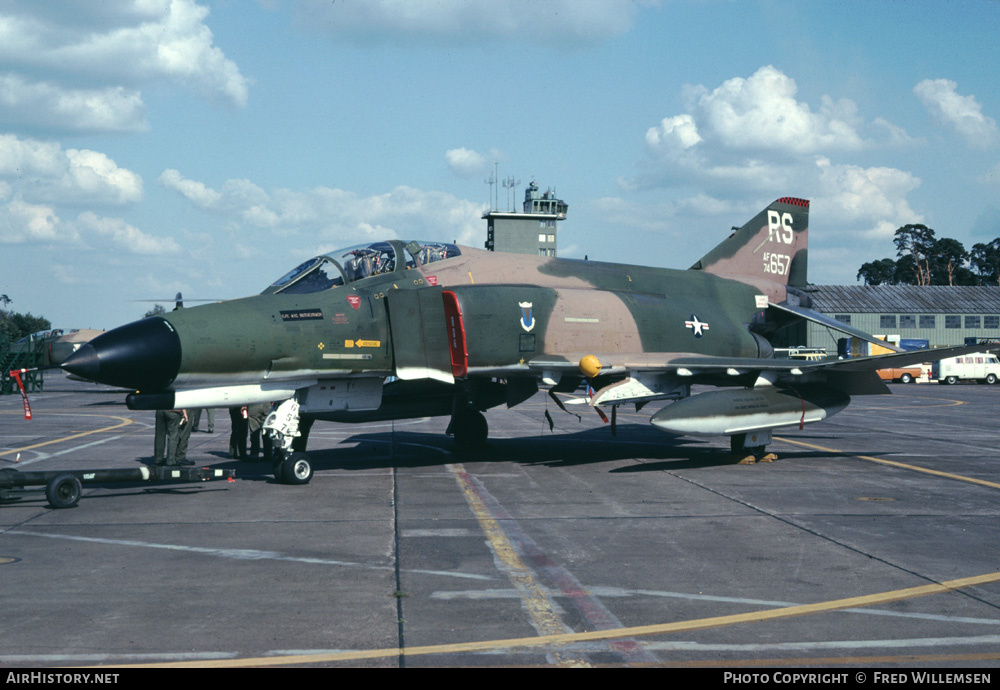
61 197 986 483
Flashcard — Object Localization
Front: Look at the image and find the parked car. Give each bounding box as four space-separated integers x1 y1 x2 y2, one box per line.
932 354 1000 384
877 365 925 383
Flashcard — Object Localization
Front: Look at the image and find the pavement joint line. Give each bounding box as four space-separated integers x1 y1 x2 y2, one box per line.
96 569 1000 668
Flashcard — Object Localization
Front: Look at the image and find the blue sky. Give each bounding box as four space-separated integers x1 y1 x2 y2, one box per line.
2 0 999 330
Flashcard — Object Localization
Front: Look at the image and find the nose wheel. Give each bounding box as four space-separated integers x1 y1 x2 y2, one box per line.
273 452 313 485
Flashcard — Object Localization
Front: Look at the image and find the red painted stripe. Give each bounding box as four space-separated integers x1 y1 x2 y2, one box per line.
442 290 468 378
776 197 810 208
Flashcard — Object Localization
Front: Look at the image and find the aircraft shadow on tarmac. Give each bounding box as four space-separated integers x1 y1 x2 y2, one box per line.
213 423 829 477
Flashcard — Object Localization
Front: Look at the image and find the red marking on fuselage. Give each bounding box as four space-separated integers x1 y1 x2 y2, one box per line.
442 290 468 378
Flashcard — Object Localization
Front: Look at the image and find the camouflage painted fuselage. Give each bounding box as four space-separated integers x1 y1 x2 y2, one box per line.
149 248 774 389
64 197 818 428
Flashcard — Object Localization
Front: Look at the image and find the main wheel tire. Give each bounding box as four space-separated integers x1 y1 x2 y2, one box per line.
987 374 998 385
46 473 81 509
453 409 488 451
282 452 313 485
945 375 958 385
900 373 913 384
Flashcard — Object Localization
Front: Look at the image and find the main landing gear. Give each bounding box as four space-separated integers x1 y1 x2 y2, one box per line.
447 407 488 452
730 431 778 465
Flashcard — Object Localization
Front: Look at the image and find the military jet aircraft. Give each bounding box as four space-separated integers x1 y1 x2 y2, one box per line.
61 197 985 483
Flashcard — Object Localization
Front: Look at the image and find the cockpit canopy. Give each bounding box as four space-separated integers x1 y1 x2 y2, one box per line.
266 240 461 295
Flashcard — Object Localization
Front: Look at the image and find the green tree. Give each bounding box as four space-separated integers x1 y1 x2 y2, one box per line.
892 224 937 286
929 237 969 286
0 311 52 344
970 240 1000 285
857 258 899 285
0 295 52 344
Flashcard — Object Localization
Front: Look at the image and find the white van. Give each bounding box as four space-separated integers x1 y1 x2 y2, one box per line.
932 353 1000 384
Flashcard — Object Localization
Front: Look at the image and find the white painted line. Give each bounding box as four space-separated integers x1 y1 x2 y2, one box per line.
431 586 1000 626
1 652 239 664
644 634 1000 653
12 435 123 466
8 530 494 581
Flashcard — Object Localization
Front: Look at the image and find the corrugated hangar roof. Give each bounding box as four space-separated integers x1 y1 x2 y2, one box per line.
809 285 1000 313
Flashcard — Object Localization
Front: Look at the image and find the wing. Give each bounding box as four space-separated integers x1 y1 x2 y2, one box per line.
525 343 1000 407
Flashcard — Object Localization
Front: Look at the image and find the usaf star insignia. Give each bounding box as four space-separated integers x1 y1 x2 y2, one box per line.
684 315 709 337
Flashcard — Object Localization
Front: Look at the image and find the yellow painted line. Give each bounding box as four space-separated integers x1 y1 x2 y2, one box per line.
447 462 587 666
775 436 1000 490
101 569 1000 668
0 412 135 458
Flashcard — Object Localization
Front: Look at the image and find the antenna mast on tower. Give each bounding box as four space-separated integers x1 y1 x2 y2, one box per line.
502 176 520 212
484 169 496 211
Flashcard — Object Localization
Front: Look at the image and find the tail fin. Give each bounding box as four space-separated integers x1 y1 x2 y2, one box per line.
690 197 809 288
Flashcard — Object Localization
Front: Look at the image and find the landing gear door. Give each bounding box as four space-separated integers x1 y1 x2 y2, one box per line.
386 288 455 384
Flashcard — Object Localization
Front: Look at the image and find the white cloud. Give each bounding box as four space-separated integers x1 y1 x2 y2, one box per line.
446 148 489 177
0 134 143 205
159 168 222 208
633 66 922 233
813 157 923 238
692 66 865 154
0 196 76 244
286 0 651 45
77 211 181 255
645 114 701 153
160 169 488 248
0 73 148 133
914 78 999 148
0 0 249 125
64 149 144 204
635 66 903 195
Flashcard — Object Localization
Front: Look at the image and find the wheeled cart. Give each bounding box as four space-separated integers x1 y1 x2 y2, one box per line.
0 465 236 509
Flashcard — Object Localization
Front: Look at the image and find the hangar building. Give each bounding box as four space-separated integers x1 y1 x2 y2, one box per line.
802 285 1000 353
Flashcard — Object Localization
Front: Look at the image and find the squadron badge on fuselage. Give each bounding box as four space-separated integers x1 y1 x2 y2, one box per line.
519 301 535 332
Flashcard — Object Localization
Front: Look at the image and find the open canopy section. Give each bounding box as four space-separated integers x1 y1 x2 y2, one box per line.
265 241 462 295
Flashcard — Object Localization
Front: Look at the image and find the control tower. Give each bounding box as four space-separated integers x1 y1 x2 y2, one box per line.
483 181 568 256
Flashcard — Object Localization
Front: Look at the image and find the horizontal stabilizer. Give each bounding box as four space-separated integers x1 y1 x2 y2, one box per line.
768 302 906 352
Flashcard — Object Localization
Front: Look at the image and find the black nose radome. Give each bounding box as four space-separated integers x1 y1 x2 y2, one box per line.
62 317 181 391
